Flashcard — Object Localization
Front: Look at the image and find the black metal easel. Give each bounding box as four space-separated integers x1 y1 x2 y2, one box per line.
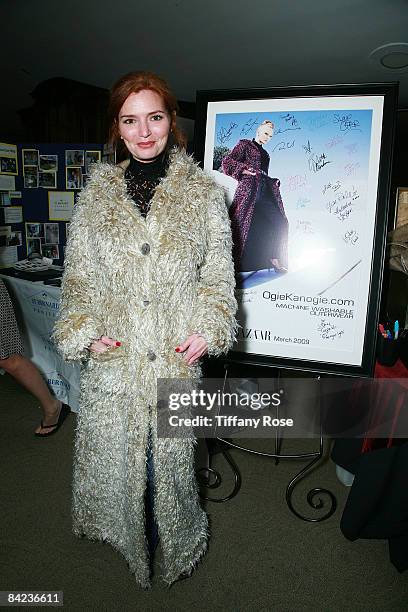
197 361 337 522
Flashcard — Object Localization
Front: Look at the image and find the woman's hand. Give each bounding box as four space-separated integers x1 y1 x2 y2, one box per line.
242 167 256 176
176 333 208 365
88 335 121 353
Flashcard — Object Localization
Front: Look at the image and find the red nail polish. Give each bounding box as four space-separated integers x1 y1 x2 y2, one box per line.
116 341 121 347
175 347 180 352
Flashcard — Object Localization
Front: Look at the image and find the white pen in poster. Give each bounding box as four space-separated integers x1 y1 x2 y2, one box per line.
199 88 395 373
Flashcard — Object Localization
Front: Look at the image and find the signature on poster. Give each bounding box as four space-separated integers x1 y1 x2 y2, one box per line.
326 187 360 221
345 143 358 155
344 162 360 176
286 174 307 192
217 122 238 145
322 180 342 195
296 196 311 209
308 113 331 131
296 220 314 234
272 139 295 153
317 319 345 340
326 135 343 148
240 118 259 136
276 113 301 134
333 113 361 133
343 230 359 245
302 139 313 155
309 152 332 173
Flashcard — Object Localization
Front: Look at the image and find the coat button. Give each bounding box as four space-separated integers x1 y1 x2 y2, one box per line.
142 297 150 307
147 351 156 361
141 243 150 255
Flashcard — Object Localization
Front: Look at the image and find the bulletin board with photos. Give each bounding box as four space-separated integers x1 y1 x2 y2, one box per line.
0 142 112 269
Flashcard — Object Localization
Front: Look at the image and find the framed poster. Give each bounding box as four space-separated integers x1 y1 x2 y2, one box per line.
195 83 398 377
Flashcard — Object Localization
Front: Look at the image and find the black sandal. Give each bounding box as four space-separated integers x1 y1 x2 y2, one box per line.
35 403 71 437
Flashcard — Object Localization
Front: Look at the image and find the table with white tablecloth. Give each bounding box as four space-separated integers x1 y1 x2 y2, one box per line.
1 274 80 412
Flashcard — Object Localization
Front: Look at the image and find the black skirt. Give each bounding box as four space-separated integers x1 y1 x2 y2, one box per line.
239 176 289 273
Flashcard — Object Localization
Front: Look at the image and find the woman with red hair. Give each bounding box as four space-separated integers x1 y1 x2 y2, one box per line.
53 71 237 588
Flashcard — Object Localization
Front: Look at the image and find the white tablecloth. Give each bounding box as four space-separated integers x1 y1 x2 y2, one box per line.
1 274 80 412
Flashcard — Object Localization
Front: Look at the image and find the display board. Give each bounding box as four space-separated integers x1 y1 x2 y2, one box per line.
195 83 398 377
0 142 104 268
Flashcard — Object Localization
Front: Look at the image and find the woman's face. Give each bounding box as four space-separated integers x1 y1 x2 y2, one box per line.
256 124 273 145
118 89 171 162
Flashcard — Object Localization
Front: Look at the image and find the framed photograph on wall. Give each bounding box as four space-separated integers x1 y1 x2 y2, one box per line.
25 222 43 238
22 148 39 167
66 167 82 190
24 168 39 189
0 142 18 175
65 149 84 167
195 83 398 377
26 237 42 256
42 244 59 260
48 191 75 221
85 150 101 173
7 231 22 247
39 171 57 189
44 222 60 244
39 154 58 172
394 187 408 229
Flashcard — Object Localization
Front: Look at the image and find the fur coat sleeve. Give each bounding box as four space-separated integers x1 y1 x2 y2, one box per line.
52 196 105 361
188 184 238 356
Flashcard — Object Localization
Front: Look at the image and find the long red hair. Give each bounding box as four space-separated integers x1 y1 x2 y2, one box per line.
108 71 186 154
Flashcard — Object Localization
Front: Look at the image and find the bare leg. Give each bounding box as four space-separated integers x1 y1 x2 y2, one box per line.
0 354 61 434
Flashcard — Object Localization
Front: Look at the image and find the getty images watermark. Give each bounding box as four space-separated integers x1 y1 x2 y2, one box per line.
156 377 408 439
157 378 310 439
167 388 293 430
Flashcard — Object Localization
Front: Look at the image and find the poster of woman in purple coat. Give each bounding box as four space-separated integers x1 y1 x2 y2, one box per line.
199 87 395 374
221 120 289 274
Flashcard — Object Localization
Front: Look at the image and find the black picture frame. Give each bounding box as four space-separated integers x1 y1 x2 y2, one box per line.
195 83 398 377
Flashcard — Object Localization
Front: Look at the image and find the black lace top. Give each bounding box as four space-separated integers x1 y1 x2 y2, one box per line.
124 151 168 217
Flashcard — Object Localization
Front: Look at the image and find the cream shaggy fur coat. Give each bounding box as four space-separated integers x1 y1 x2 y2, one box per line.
53 148 237 588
